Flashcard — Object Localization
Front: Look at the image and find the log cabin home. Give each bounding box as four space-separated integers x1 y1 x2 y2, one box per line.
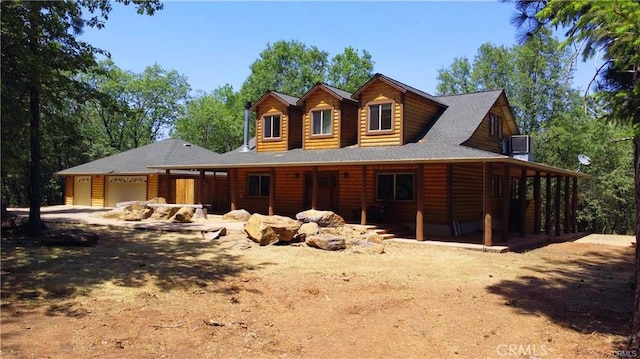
158 74 585 246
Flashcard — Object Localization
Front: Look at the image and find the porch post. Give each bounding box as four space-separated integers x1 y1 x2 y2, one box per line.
545 173 551 235
312 166 318 210
564 176 570 233
572 177 578 233
447 164 453 235
269 167 275 216
416 164 424 241
199 170 205 205
230 169 237 211
483 162 493 247
360 165 367 225
533 171 541 234
212 171 216 211
165 169 172 204
555 176 561 237
519 167 527 237
501 164 510 243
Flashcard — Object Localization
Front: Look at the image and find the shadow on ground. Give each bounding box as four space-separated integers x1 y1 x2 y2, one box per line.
487 245 634 342
1 223 270 316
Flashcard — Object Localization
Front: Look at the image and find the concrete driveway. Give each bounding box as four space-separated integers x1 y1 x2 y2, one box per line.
573 233 635 248
8 205 247 232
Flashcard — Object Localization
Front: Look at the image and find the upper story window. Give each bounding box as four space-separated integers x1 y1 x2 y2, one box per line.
248 174 270 197
368 103 393 132
376 173 414 201
311 109 332 136
263 115 281 139
489 114 503 138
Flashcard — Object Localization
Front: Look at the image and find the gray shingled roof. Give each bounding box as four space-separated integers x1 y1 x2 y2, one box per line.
56 138 220 175
296 83 357 105
270 91 300 106
150 90 509 169
424 89 505 145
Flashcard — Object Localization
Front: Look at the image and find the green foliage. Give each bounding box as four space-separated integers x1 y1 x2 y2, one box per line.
240 40 375 103
173 85 244 153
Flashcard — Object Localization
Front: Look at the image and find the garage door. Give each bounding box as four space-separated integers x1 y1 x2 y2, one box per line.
105 176 147 207
73 176 91 206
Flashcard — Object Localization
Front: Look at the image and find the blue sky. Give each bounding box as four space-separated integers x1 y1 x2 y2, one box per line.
80 1 595 97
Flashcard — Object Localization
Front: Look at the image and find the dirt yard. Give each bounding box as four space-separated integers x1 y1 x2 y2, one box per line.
1 222 634 358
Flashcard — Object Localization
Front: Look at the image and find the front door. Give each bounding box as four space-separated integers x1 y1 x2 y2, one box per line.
304 172 338 211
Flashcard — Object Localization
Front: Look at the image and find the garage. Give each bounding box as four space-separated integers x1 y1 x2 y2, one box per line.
105 176 147 207
73 176 92 206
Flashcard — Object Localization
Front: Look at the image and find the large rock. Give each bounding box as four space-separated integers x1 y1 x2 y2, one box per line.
122 210 143 221
347 241 385 254
222 209 251 221
295 209 345 228
147 197 167 205
244 214 302 246
170 207 194 223
150 206 179 220
102 206 127 219
306 234 346 251
298 222 320 236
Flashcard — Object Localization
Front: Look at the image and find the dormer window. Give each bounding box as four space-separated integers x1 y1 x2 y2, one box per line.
311 109 333 136
263 114 281 140
368 103 393 132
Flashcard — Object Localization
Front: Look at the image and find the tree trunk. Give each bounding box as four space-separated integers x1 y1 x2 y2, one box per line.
630 134 640 350
28 84 43 236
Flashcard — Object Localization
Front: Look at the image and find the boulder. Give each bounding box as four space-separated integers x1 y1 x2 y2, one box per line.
298 222 320 236
201 227 227 240
222 209 251 222
122 210 143 221
296 209 345 227
150 206 179 221
347 241 385 254
139 208 154 220
365 232 384 244
244 214 302 246
102 206 128 219
306 234 346 251
170 207 194 223
147 197 167 205
194 208 207 220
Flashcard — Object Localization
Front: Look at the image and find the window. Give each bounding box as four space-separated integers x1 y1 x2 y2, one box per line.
248 174 270 197
368 103 393 132
492 175 502 198
376 173 414 201
489 114 503 138
263 115 281 139
311 109 332 136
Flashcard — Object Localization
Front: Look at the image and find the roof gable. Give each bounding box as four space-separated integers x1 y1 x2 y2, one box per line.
352 73 447 108
296 83 357 105
250 90 300 111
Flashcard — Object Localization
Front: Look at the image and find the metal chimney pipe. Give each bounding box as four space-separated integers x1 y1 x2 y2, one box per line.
239 101 251 152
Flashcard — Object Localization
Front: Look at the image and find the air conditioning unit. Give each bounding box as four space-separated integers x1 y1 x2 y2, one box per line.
510 135 533 161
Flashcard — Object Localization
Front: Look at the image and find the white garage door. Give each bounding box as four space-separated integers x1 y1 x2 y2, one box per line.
105 176 147 207
73 176 91 206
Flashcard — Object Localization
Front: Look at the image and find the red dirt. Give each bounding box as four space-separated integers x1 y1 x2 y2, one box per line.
1 223 634 358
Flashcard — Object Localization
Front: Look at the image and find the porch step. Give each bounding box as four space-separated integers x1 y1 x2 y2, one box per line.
371 223 415 240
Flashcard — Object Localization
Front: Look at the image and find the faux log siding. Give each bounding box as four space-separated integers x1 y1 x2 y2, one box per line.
288 107 303 150
275 166 310 216
359 82 403 147
403 93 441 143
303 92 340 149
324 165 362 220
256 97 289 152
340 101 359 147
424 164 448 223
463 113 502 153
65 177 73 205
451 165 484 221
91 176 104 207
147 174 158 200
